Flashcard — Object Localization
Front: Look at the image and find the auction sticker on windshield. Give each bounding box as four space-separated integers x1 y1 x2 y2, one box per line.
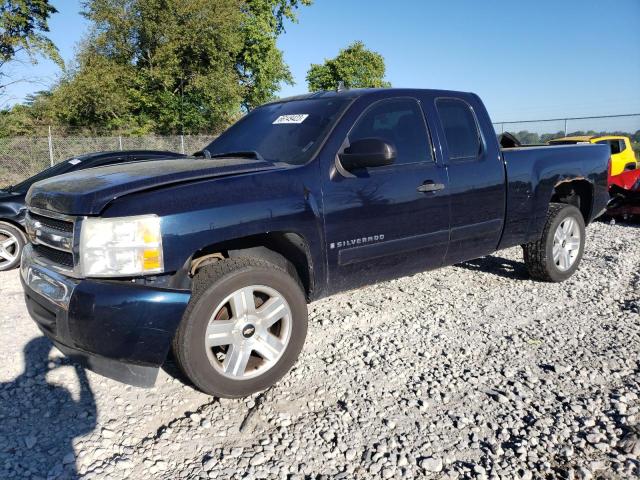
273 114 309 124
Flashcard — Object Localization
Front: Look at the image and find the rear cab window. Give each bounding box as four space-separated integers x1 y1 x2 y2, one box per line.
347 98 433 165
436 98 482 160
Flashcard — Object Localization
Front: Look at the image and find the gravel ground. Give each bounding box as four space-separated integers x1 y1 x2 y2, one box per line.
0 220 639 480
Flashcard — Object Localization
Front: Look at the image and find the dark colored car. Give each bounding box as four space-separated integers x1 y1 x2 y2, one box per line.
0 150 184 271
20 88 610 398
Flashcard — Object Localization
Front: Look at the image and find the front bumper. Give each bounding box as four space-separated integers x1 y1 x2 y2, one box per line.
20 244 191 387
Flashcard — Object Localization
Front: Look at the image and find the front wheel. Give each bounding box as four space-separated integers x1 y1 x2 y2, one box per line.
523 203 585 282
0 222 25 271
173 257 308 398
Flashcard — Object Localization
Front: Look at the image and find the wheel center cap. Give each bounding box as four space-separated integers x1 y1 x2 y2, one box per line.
242 324 256 338
562 240 567 248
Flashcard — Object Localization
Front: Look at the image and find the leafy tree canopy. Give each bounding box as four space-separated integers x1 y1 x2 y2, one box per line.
0 0 60 67
2 0 310 135
239 0 311 110
47 0 247 134
306 41 391 92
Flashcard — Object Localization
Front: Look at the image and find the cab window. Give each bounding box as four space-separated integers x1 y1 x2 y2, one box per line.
348 98 433 165
436 98 481 160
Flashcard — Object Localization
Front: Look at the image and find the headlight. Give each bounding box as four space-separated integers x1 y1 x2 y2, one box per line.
79 215 164 277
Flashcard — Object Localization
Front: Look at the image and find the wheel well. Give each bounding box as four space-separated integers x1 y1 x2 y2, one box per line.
0 219 26 240
189 232 314 299
550 180 593 224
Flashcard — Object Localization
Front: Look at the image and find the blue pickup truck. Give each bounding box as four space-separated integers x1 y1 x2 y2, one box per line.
20 89 610 397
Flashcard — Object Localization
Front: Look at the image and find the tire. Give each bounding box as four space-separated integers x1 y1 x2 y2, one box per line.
523 203 585 282
172 257 308 398
0 222 25 271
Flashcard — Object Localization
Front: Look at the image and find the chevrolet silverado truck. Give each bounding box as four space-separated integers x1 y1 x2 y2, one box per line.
20 89 610 398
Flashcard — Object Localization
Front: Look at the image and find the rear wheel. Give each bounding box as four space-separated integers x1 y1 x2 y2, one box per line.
173 257 308 398
523 203 585 282
0 222 25 271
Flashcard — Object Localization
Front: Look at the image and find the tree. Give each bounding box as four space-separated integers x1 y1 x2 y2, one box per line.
515 130 540 145
0 0 61 97
0 0 61 67
306 41 391 92
238 0 311 110
36 0 310 134
540 132 566 143
0 88 51 134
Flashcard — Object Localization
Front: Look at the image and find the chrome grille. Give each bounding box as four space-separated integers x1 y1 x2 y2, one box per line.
29 212 74 233
33 244 74 269
25 209 77 273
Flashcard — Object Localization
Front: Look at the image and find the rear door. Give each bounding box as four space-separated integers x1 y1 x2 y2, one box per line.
431 96 506 265
321 95 450 293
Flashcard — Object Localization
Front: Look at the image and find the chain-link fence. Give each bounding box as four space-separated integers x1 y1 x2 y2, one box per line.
2 114 640 187
0 134 212 187
492 114 640 157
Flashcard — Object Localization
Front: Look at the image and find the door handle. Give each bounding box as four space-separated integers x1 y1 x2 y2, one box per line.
417 181 445 193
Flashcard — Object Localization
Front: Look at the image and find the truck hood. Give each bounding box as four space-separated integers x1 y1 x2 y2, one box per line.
27 157 282 215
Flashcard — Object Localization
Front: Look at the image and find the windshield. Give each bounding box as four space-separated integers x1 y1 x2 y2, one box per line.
8 159 79 193
202 97 351 165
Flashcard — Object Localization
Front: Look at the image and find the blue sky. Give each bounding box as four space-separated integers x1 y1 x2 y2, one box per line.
4 0 640 129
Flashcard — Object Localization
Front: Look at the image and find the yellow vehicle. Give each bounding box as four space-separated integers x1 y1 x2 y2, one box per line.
548 135 638 176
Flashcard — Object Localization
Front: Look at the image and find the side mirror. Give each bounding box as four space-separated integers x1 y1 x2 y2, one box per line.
339 138 396 171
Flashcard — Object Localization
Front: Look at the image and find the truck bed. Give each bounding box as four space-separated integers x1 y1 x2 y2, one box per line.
498 143 610 250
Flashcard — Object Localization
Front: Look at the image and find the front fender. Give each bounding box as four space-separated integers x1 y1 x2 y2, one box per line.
101 167 327 297
0 194 27 226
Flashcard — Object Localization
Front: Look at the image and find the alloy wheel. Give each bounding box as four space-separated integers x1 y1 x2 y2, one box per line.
204 285 292 380
0 228 19 267
552 216 581 271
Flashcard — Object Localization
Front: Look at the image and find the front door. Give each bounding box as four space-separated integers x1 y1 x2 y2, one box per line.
322 96 450 293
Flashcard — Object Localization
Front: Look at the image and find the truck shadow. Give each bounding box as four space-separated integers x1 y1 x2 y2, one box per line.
161 350 192 386
456 255 530 280
0 337 97 479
